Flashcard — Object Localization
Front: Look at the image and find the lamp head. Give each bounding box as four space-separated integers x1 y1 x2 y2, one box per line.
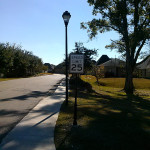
62 11 71 26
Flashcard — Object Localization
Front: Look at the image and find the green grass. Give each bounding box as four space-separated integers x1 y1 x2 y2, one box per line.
55 76 150 150
82 75 150 89
0 78 21 82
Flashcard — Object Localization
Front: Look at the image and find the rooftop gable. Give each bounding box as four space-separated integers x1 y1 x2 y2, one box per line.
96 55 110 65
137 55 150 69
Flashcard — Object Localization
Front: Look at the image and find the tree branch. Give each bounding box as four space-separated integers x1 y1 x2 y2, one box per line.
139 17 149 30
131 0 140 58
134 39 146 64
134 0 139 30
122 0 130 56
131 2 149 59
110 40 126 48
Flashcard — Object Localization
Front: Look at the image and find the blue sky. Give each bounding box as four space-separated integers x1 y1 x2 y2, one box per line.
0 0 120 65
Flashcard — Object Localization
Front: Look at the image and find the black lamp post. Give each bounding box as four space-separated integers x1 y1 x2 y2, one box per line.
62 11 71 105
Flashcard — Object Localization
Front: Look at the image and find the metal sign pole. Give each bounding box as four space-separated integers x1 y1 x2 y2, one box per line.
73 74 78 126
70 54 84 126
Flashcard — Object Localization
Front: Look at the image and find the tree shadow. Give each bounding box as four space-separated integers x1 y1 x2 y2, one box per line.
57 80 150 150
0 95 64 149
0 91 48 102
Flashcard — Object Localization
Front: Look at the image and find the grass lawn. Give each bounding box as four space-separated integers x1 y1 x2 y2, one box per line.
55 75 150 150
82 76 150 89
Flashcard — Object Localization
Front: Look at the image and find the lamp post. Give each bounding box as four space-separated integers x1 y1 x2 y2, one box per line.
62 11 71 105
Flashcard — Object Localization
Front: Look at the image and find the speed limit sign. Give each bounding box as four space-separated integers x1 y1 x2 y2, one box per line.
70 54 84 74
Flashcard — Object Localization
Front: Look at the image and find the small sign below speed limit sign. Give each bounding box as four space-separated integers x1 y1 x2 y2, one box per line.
70 54 84 74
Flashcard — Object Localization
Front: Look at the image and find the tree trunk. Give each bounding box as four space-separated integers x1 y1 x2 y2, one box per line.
124 60 134 95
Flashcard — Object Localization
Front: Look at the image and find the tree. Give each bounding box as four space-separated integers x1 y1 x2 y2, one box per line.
0 42 44 77
72 42 97 74
81 0 150 94
43 65 48 72
0 43 14 75
93 65 105 85
44 63 54 73
54 61 66 74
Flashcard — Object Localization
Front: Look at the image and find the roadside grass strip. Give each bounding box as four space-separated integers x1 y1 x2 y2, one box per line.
0 78 21 82
0 73 53 82
55 75 150 150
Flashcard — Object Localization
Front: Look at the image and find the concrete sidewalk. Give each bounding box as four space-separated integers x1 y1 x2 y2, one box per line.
0 80 66 150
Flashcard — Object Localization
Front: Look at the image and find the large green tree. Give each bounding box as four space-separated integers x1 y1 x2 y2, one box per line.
81 0 150 94
0 43 44 77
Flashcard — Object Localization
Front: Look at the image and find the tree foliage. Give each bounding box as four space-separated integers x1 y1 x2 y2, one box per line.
54 61 66 74
0 43 44 77
81 0 150 94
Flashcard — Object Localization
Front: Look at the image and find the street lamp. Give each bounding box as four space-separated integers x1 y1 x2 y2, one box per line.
62 11 71 105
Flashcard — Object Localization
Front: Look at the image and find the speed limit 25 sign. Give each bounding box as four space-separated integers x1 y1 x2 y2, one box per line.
70 54 84 74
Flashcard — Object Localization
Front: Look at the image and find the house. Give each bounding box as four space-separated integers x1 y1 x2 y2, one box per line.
96 55 126 77
96 55 150 78
136 56 150 78
98 58 126 77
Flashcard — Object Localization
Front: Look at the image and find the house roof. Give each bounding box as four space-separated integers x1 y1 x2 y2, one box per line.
137 55 150 69
96 55 110 65
99 58 125 67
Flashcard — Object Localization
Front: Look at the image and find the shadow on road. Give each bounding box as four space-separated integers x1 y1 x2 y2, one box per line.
0 79 65 144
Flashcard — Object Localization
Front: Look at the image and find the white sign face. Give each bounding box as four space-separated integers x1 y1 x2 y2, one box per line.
70 54 84 74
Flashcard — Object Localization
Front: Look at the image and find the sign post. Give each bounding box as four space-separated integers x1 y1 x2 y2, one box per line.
70 54 84 126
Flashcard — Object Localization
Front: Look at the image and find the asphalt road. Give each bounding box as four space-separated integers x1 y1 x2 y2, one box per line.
0 74 65 143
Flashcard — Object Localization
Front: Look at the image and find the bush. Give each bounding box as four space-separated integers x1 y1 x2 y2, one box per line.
70 75 93 92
